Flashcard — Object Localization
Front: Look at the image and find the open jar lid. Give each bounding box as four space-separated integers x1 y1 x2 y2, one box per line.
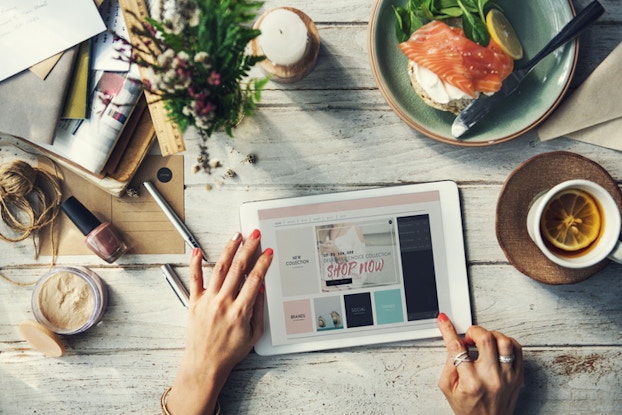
19 320 65 357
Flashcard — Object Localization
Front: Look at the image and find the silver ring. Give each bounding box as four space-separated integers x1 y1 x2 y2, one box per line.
499 354 515 364
453 351 472 367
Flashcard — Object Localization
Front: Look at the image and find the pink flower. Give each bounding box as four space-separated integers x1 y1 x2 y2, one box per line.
195 98 216 116
208 71 221 86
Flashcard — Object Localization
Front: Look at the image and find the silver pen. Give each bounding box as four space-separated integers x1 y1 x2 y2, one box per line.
161 264 189 308
143 180 208 261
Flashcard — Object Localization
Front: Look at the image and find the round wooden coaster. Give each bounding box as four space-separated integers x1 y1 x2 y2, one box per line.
496 151 622 284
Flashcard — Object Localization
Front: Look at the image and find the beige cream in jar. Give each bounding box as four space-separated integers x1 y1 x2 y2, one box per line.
31 266 108 335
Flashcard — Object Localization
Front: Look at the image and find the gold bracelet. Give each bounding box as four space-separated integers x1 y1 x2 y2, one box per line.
160 387 173 415
160 386 221 415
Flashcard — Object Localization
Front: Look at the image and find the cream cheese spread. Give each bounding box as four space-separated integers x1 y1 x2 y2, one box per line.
409 61 471 104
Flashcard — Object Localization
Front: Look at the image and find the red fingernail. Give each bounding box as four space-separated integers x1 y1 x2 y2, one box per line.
263 247 273 256
259 284 266 294
438 312 449 323
250 229 260 239
193 247 201 257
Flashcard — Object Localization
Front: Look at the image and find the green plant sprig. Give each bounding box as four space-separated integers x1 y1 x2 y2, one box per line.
393 0 501 46
125 0 269 139
163 0 266 137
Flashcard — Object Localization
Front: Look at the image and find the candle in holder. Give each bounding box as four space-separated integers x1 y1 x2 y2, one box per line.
252 7 320 83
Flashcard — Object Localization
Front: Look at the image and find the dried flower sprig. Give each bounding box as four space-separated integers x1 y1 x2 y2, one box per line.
120 0 269 172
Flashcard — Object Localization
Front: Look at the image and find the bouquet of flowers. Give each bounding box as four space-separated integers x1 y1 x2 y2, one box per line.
122 0 268 172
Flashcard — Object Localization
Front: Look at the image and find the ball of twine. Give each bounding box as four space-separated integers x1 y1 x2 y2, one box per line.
0 160 62 243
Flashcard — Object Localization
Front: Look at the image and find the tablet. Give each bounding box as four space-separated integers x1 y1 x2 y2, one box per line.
240 181 471 355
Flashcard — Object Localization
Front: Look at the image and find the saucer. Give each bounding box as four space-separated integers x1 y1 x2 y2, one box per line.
496 151 622 284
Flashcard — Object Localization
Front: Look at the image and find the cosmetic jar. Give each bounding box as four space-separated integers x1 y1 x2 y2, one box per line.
31 266 108 335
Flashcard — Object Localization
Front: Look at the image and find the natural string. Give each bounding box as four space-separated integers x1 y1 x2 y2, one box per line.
0 158 63 286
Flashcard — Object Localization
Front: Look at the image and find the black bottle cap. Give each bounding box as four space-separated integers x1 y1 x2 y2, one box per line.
61 196 101 236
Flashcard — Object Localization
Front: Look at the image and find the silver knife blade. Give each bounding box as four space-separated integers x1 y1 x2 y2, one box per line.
452 1 605 138
451 70 525 138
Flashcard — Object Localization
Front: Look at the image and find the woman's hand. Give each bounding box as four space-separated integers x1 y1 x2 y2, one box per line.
166 230 273 415
437 313 524 415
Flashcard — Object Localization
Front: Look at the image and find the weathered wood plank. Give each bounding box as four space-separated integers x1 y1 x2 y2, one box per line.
2 265 619 353
1 1 621 414
1 346 620 414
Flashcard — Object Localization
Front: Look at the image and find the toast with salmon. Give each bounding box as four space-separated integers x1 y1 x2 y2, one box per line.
399 20 513 114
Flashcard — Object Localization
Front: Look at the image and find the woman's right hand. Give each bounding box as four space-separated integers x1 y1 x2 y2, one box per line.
166 230 273 415
437 313 524 415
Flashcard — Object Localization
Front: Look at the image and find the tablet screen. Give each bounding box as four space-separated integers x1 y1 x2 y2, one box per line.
240 181 471 355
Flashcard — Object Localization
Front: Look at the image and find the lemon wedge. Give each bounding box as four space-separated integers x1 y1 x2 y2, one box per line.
486 9 524 60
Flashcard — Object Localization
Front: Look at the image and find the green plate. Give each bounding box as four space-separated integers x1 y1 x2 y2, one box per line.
368 0 578 145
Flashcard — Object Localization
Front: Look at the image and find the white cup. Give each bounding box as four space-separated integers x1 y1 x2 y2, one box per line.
526 179 622 269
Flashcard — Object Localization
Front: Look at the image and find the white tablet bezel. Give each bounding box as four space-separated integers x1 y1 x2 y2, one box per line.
240 181 471 356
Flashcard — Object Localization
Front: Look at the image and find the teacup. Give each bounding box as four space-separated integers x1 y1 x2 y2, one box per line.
526 179 622 269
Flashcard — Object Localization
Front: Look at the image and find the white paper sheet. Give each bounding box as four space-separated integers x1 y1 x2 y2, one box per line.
91 0 130 72
0 0 106 82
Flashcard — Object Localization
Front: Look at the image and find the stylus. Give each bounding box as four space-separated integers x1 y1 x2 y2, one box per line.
143 180 208 261
161 264 190 308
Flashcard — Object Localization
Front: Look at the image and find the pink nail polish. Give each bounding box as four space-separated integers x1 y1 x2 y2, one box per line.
438 312 449 323
250 229 261 239
263 247 274 256
259 284 266 294
61 197 128 263
193 247 202 257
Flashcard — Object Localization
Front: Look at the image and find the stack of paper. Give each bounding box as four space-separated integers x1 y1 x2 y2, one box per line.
0 0 106 145
1 0 155 191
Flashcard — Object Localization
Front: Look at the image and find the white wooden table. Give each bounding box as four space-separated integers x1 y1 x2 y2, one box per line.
1 0 621 413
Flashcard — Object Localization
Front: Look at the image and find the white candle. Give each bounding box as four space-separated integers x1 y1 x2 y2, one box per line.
258 9 308 66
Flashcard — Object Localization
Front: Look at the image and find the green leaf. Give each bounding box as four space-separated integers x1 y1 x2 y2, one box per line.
461 12 490 46
459 0 479 12
392 4 423 42
436 6 463 18
392 6 411 42
438 0 459 9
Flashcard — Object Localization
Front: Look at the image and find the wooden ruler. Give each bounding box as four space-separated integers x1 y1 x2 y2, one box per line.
118 0 186 156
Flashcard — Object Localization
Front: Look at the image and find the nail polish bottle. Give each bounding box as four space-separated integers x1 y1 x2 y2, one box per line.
61 196 128 263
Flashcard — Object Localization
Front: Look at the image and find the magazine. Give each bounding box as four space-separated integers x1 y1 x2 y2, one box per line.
41 68 143 173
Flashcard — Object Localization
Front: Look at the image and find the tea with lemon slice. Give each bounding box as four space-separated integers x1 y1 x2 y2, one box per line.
540 188 603 256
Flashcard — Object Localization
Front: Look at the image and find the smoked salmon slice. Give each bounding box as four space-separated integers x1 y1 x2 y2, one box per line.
399 20 513 97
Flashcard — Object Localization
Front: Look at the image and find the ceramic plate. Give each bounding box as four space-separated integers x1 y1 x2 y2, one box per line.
368 0 578 145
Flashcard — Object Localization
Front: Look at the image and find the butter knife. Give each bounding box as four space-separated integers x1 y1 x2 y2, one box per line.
452 0 605 138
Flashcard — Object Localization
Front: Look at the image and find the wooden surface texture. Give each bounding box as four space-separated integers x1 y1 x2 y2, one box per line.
1 0 621 413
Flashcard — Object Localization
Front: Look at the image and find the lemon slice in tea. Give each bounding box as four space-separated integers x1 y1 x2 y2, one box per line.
541 189 601 251
486 9 524 60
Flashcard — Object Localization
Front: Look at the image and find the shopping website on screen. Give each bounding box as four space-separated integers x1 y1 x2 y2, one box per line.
258 191 447 346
